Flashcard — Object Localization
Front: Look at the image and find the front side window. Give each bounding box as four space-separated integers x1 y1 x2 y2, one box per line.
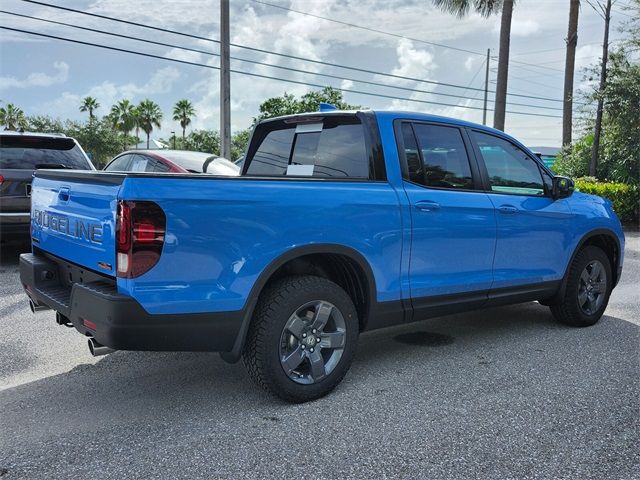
245 116 369 178
402 123 474 190
472 131 545 196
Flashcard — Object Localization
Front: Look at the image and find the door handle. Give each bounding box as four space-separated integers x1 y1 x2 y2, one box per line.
415 200 441 212
498 204 518 214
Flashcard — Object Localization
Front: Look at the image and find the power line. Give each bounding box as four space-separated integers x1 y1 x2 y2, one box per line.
0 25 564 119
491 55 564 73
1 10 216 57
460 58 488 97
18 0 569 104
251 0 486 57
254 0 567 74
1 10 566 111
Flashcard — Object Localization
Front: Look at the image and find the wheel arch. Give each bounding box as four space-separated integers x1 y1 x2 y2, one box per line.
559 228 622 298
221 244 377 363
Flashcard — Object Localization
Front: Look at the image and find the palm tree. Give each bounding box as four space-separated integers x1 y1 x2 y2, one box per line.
79 96 100 123
137 99 163 149
131 105 141 145
172 99 196 141
0 103 28 131
433 0 515 131
562 0 580 146
110 99 135 150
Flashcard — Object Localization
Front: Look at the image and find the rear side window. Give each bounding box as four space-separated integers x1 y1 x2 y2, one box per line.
472 131 545 196
245 116 369 178
0 136 91 169
402 123 474 190
146 158 170 172
129 155 149 172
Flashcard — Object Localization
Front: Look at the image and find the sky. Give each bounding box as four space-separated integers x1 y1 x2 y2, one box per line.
0 0 635 148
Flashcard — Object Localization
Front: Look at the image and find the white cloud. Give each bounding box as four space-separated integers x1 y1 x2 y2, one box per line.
0 62 69 90
341 79 354 90
575 44 602 70
164 48 204 64
120 67 181 98
511 18 541 37
43 67 181 120
464 56 476 71
494 18 540 37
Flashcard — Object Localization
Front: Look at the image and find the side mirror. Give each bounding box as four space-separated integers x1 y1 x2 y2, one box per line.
552 176 574 199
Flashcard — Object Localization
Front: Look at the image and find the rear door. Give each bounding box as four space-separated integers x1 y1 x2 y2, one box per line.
30 171 122 277
397 121 496 317
469 130 572 289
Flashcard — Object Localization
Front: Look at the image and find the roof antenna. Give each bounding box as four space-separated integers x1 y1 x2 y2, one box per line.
318 103 337 112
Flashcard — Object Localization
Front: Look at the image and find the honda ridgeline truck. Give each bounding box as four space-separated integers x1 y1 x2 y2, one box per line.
20 109 625 402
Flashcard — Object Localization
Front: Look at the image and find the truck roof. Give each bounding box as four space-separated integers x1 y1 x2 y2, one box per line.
260 109 527 150
372 110 503 134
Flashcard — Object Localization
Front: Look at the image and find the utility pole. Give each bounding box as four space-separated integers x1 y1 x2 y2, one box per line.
562 0 580 147
483 48 490 126
220 0 231 159
589 0 612 177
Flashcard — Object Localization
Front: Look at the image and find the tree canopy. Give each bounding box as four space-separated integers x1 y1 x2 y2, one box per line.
554 3 640 185
256 87 360 121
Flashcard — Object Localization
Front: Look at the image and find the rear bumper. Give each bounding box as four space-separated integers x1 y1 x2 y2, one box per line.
19 252 244 352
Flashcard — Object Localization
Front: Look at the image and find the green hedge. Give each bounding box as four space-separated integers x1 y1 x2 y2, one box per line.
574 178 639 224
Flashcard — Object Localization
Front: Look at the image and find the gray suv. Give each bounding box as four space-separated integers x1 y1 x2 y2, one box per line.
0 132 94 242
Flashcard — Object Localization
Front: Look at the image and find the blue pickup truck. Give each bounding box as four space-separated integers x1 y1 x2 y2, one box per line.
20 109 625 402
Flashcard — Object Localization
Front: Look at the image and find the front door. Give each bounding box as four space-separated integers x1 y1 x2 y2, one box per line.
469 130 573 290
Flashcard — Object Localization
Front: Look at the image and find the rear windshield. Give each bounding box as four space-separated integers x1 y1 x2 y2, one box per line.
160 151 216 172
0 136 91 170
245 115 370 178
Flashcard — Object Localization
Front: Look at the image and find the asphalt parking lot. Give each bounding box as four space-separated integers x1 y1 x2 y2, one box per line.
1 232 638 480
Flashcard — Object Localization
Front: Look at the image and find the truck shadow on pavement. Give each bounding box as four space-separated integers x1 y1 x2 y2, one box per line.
1 302 637 427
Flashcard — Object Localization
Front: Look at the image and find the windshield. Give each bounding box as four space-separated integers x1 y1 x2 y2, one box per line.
0 136 92 170
159 151 219 172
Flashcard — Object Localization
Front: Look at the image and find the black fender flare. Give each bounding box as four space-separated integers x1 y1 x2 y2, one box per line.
554 228 622 301
220 243 377 363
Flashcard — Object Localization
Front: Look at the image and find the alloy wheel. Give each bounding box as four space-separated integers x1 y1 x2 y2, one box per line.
577 260 607 315
279 300 347 385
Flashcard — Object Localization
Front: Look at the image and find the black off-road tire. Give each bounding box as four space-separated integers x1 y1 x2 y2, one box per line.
550 246 612 327
242 275 359 403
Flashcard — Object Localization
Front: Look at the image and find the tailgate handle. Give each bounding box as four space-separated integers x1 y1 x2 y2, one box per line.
58 187 70 202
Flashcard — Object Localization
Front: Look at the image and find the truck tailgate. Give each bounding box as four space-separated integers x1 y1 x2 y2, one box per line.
30 171 122 276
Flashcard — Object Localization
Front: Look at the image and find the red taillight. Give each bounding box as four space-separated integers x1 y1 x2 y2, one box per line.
116 200 165 278
83 319 97 331
0 174 4 185
117 201 131 252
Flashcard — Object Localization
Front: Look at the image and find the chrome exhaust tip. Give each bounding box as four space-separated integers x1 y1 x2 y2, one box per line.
55 312 73 327
29 299 49 313
88 337 115 357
